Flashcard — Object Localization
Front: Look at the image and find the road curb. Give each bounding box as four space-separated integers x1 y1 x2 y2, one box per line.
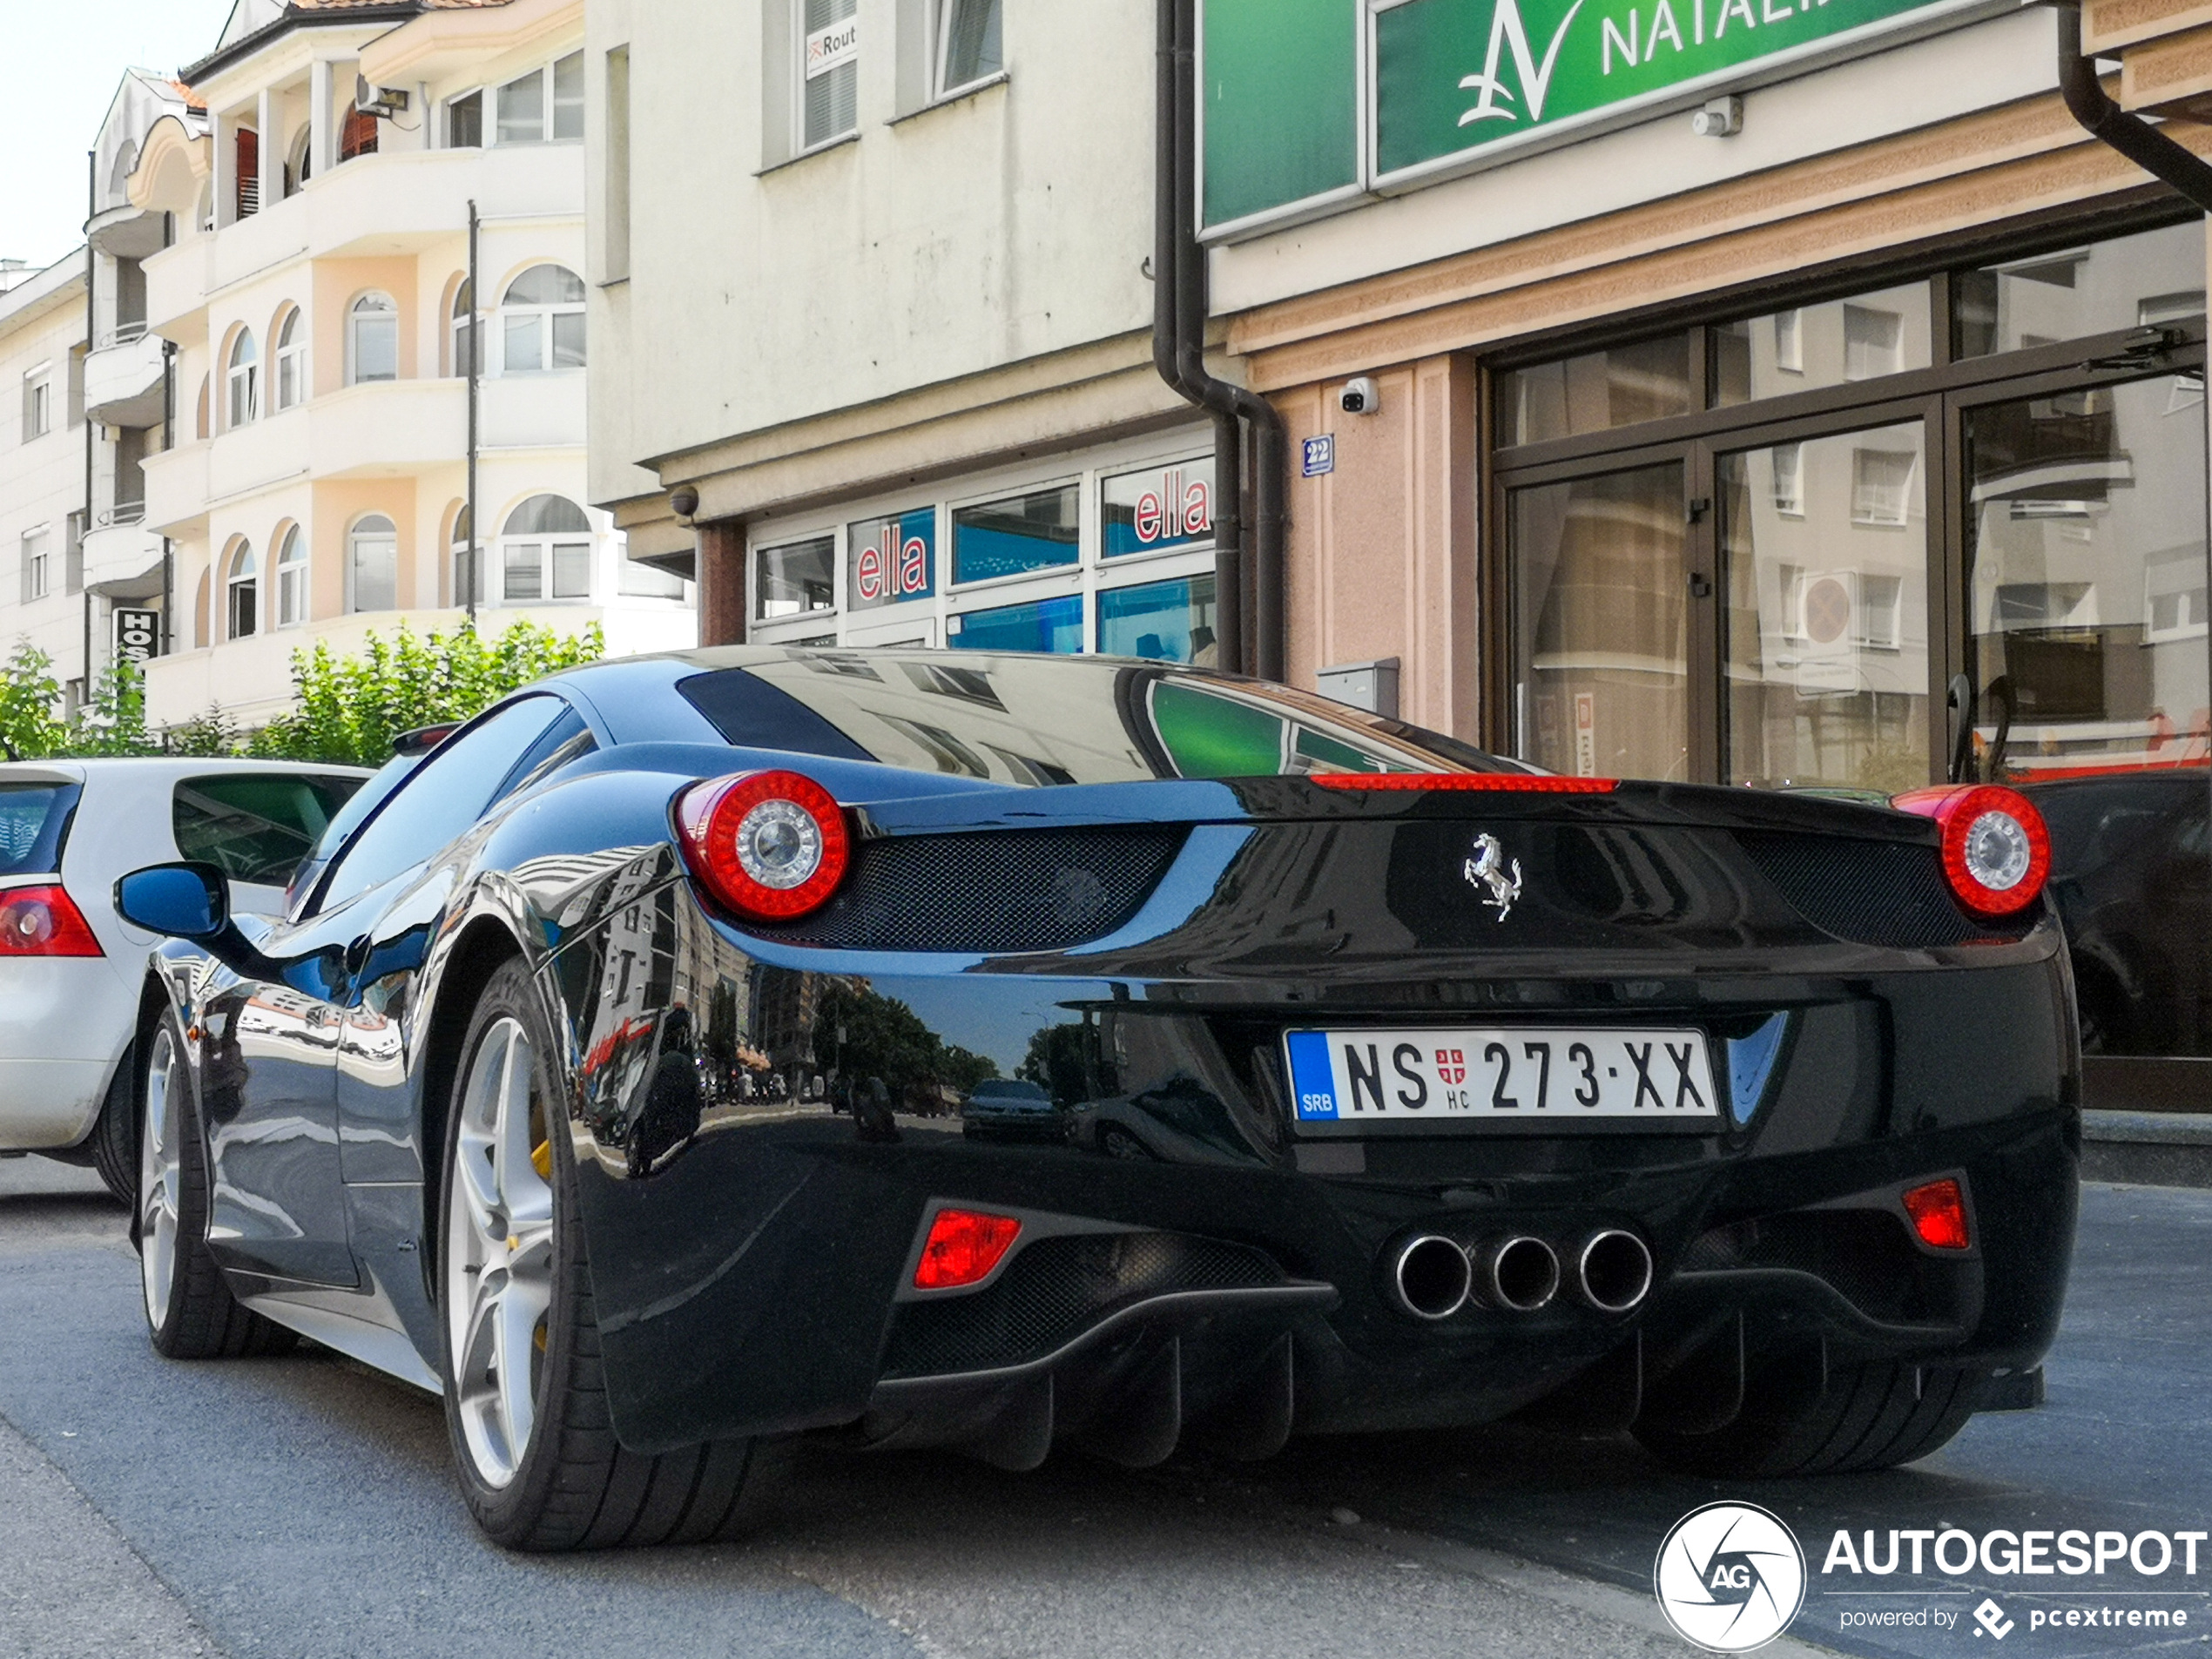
2081 1109 2212 1190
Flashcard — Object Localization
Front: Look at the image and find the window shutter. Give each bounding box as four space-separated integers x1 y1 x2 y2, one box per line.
340 108 379 163
236 129 260 218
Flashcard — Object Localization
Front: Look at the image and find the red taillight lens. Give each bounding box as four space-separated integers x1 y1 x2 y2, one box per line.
914 1208 1022 1290
0 886 103 958
1902 1178 1971 1251
1312 773 1619 793
674 770 850 922
1890 785 2051 918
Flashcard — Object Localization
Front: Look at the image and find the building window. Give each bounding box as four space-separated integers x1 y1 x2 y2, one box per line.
234 127 260 219
226 542 258 639
451 506 483 606
757 535 835 619
21 529 51 603
1851 448 1916 526
500 266 585 373
226 329 259 428
500 495 593 603
273 307 307 410
275 525 307 626
951 483 1079 584
348 293 398 385
1770 442 1804 517
936 0 1002 95
497 52 585 145
286 126 311 196
1843 305 1904 381
447 90 483 149
21 368 51 441
801 0 860 149
948 592 1083 653
1097 574 1217 665
350 516 398 612
450 280 477 378
338 107 378 164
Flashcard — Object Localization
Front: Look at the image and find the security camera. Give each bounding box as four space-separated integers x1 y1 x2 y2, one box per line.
1339 376 1380 416
1690 96 1742 138
670 486 700 519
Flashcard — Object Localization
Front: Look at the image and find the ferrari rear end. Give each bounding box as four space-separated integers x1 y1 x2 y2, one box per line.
546 657 2076 1481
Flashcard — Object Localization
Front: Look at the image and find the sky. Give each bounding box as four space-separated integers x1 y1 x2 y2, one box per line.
2 0 237 273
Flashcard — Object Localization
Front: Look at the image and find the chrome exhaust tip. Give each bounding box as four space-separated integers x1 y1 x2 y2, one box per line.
1389 1234 1474 1320
1478 1235 1561 1312
1575 1229 1654 1313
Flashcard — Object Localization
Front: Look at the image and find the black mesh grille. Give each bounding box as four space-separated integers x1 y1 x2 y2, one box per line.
745 827 1184 953
882 1231 1285 1378
1681 1211 1926 1323
1736 832 2035 948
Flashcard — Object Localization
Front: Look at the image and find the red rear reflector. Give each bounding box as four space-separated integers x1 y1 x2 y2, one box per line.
1902 1178 1971 1251
914 1208 1022 1290
1312 773 1619 793
0 887 102 958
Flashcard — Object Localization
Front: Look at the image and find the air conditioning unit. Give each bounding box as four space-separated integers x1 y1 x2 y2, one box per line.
354 75 410 119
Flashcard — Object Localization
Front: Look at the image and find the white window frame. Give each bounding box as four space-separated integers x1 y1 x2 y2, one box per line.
499 531 596 604
934 0 1003 99
226 329 259 428
497 266 586 375
23 528 51 602
450 280 478 379
274 525 307 626
347 293 399 386
493 51 584 147
273 307 308 411
348 515 399 613
798 0 860 154
22 367 52 442
226 542 259 640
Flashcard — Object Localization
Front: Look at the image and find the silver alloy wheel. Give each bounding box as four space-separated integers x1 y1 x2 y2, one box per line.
138 1028 182 1330
446 1015 555 1490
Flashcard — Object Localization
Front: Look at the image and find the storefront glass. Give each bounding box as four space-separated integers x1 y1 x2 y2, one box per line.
1098 575 1218 664
1712 283 1934 407
1954 221 2207 358
948 592 1084 654
1509 462 1690 780
756 536 835 619
1497 335 1695 447
951 483 1081 583
1721 421 1931 790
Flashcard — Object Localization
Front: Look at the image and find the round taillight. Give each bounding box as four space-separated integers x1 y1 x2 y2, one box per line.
674 770 849 922
1891 785 2051 919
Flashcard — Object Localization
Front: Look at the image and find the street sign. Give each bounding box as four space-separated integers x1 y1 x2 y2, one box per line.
113 607 160 665
1303 435 1337 477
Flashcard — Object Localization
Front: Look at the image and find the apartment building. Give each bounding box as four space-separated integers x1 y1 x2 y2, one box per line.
0 253 90 702
589 0 1230 671
123 0 691 729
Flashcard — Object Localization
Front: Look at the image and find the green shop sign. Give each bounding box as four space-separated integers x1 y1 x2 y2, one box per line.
1201 0 1988 235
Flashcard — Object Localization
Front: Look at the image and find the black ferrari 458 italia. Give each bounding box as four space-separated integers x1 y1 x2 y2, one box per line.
112 648 2078 1550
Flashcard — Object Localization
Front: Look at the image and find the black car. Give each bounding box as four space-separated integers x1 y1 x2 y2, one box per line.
113 648 2077 1551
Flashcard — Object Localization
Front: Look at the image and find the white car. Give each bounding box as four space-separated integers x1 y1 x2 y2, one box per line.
0 758 370 1197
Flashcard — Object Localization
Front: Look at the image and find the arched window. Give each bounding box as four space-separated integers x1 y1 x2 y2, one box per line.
449 279 476 380
195 179 214 236
195 374 210 442
449 504 483 605
338 107 379 164
274 525 307 626
226 328 259 428
348 293 398 385
226 542 258 639
273 307 307 410
500 494 592 603
349 515 398 613
285 125 312 197
500 265 584 374
109 140 138 203
192 568 211 649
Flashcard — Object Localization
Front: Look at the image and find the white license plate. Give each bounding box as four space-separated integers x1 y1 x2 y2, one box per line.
1284 1027 1720 1129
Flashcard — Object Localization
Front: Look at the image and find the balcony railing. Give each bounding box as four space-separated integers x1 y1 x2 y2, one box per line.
96 320 151 352
99 502 147 529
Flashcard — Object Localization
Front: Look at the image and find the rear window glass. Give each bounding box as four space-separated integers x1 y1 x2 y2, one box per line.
677 654 1513 787
174 772 365 887
0 783 80 879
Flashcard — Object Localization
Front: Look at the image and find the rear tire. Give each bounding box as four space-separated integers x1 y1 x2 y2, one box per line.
137 1013 297 1360
87 1046 138 1204
1635 1356 1987 1477
438 960 780 1552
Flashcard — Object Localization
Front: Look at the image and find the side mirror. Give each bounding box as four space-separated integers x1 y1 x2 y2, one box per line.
115 863 230 941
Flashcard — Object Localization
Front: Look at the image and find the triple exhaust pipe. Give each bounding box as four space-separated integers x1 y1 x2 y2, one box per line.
1388 1229 1653 1321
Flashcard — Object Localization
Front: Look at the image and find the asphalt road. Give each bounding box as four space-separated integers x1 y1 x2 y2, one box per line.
0 1157 2205 1659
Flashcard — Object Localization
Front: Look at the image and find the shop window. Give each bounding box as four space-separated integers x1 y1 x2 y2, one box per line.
348 293 398 385
226 542 258 640
848 508 936 609
948 592 1083 654
226 328 259 428
500 266 586 373
951 482 1079 583
274 526 307 627
1497 333 1693 447
937 0 1002 95
1711 283 1931 407
801 0 860 150
1102 459 1212 557
349 516 398 613
758 535 835 618
1955 220 2207 359
501 495 593 604
498 53 584 145
273 307 307 411
1097 575 1218 665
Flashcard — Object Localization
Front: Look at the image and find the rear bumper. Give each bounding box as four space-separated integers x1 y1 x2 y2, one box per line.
0 961 133 1149
0 1060 116 1149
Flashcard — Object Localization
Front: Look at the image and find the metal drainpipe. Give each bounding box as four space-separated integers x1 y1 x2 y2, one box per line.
466 199 481 626
84 152 98 705
1155 0 1288 679
2056 2 2212 209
